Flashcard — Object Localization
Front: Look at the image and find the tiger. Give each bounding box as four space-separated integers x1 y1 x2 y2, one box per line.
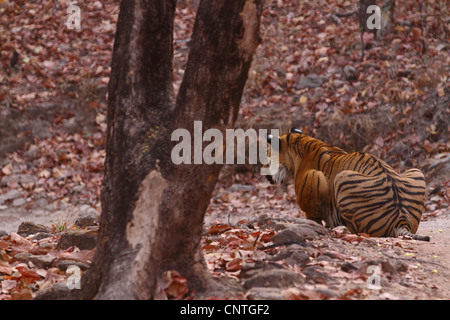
264 127 429 241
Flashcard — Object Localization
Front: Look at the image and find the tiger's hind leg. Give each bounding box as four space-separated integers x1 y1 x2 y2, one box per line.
295 169 330 225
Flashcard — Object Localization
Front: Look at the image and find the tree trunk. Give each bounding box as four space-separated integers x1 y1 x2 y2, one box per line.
80 0 263 300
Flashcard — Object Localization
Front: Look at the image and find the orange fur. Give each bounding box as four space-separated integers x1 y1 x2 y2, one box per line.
265 130 428 241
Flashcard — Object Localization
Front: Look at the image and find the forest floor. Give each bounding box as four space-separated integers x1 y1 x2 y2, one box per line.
0 0 449 299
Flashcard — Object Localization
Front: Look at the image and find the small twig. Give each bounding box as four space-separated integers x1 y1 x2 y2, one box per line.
253 234 260 247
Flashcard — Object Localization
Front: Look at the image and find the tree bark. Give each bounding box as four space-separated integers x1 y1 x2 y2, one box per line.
79 0 263 300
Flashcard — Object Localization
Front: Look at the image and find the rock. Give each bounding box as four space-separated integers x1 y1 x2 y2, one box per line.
256 215 288 231
302 265 329 283
13 252 55 269
34 198 48 209
341 262 358 272
17 221 51 237
72 185 85 193
0 189 22 205
377 259 408 274
240 261 286 280
247 287 285 300
56 228 98 250
315 254 334 262
422 152 450 185
34 281 83 300
228 184 256 193
30 232 53 241
24 145 39 160
28 255 56 269
77 204 96 215
12 197 26 207
314 288 340 299
343 65 358 81
321 250 344 260
272 229 306 244
257 214 271 228
0 174 37 188
38 242 56 249
244 269 303 289
74 215 98 228
54 259 90 272
0 230 8 238
284 220 328 240
296 74 327 90
285 251 311 266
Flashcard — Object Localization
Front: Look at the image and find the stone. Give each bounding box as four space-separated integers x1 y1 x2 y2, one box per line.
244 269 303 289
56 228 98 250
256 215 288 231
272 228 305 244
24 145 39 160
34 281 83 300
74 215 98 228
28 254 56 269
30 232 53 241
34 198 48 209
228 184 256 193
285 251 310 267
14 252 55 269
17 221 51 237
302 265 329 283
54 259 90 272
12 197 26 207
0 189 22 205
288 220 327 240
296 74 327 90
0 174 37 188
343 65 357 81
247 287 285 300
38 242 56 249
422 152 450 185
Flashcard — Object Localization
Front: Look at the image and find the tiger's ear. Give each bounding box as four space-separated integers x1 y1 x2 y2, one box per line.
290 127 303 134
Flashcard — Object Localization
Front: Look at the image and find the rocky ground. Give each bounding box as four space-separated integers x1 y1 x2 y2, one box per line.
196 177 450 300
0 174 448 300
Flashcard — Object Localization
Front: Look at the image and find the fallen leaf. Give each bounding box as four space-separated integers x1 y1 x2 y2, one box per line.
226 258 242 272
208 224 232 235
0 261 13 275
162 270 189 299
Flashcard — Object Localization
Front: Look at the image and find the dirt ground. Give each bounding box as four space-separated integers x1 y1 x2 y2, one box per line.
202 176 450 300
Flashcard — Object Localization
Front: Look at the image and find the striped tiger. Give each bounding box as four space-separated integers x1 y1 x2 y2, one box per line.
264 127 429 241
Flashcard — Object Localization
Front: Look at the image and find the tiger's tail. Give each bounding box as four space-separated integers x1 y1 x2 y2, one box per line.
395 227 430 242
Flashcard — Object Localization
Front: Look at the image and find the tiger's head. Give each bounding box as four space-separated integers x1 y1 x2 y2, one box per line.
263 127 303 185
